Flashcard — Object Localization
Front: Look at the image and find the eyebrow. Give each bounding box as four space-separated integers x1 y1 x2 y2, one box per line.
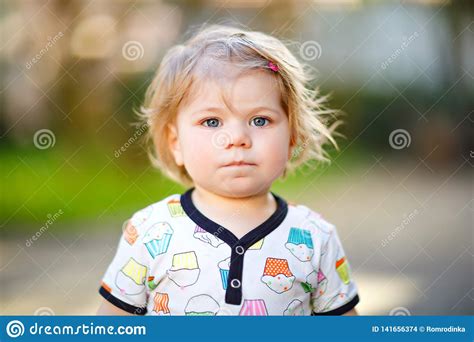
191 106 283 117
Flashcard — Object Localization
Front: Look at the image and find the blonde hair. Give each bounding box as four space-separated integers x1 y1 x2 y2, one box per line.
138 24 341 186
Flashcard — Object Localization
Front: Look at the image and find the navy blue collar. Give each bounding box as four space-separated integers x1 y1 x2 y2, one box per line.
180 187 288 248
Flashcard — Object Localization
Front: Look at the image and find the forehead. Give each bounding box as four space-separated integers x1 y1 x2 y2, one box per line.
179 63 283 115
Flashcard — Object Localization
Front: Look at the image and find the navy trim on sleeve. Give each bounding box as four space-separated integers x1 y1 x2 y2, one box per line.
99 286 147 315
311 294 360 316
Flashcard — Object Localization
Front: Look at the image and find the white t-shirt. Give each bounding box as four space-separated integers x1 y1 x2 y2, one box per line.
99 188 359 315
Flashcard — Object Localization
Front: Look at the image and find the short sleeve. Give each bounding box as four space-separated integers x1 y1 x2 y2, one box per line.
98 210 152 315
310 221 359 315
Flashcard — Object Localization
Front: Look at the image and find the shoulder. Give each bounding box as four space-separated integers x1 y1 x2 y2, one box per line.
286 200 337 237
125 193 183 236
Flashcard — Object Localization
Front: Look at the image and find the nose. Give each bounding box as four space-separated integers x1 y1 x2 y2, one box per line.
226 123 251 149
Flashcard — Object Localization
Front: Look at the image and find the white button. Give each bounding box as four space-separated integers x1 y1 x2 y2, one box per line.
235 246 245 255
230 279 241 288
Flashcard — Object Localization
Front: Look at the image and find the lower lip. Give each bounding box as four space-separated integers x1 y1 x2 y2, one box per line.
223 164 256 168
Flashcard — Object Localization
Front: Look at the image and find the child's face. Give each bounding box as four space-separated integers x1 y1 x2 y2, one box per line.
169 67 292 198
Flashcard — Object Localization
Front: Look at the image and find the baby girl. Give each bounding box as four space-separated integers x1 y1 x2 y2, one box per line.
97 24 359 316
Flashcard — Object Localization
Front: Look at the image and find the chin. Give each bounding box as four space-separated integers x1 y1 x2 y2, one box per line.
218 178 270 198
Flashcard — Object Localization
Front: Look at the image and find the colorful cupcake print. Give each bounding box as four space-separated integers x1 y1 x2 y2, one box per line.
123 220 139 245
239 299 268 316
301 270 318 293
218 257 230 290
285 227 314 262
122 206 153 245
167 251 200 287
336 256 351 284
303 270 328 298
261 257 295 294
142 222 174 258
283 299 305 316
167 199 185 217
248 238 264 250
115 257 147 295
153 292 170 315
193 225 224 248
184 295 220 315
315 269 328 298
147 276 158 291
316 293 348 312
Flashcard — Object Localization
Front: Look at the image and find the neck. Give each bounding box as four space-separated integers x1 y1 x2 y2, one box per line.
191 185 276 227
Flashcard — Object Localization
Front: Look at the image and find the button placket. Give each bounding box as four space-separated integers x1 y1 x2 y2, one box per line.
225 244 248 305
180 187 289 306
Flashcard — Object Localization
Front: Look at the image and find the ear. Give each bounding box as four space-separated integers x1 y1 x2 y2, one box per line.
167 123 184 166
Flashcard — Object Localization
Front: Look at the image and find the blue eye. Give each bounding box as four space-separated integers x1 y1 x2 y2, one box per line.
202 118 221 128
251 117 270 127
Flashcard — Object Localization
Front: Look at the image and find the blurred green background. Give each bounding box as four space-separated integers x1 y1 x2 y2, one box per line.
1 0 472 316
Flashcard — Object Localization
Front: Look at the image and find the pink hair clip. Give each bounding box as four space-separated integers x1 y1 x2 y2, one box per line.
267 61 279 72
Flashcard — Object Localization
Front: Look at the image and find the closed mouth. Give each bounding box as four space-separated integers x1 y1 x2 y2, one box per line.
224 161 256 167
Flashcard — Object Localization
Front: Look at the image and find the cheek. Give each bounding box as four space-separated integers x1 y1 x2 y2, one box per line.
179 128 218 164
253 128 290 162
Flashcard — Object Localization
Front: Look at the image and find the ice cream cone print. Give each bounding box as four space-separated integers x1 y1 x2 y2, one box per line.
167 199 185 217
336 257 351 284
285 227 314 262
153 292 170 315
167 251 200 287
115 257 147 295
261 257 295 293
193 225 224 247
239 299 268 316
142 222 173 258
